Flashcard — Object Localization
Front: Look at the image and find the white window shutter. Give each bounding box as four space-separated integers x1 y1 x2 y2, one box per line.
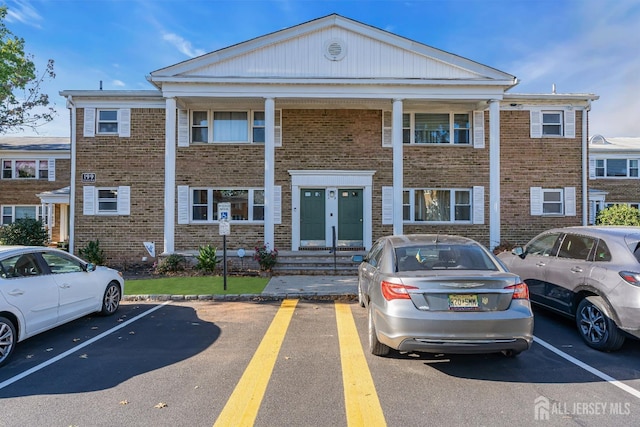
274 109 282 147
117 186 131 215
177 110 189 147
564 187 576 216
473 111 485 149
48 158 55 182
83 186 95 215
83 108 95 137
564 110 575 138
382 111 392 147
273 185 282 224
530 187 542 216
382 186 394 224
530 110 542 138
118 109 131 137
472 186 484 224
177 185 189 224
589 158 596 179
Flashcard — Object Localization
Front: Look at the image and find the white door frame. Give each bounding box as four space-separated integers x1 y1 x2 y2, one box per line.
289 170 375 251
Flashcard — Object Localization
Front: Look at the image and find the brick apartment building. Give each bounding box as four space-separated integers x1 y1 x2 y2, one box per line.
59 14 597 263
589 135 640 223
0 137 71 245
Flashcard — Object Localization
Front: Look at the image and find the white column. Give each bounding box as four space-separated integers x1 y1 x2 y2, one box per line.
264 97 275 248
581 106 588 225
164 97 177 255
392 99 404 236
489 99 501 249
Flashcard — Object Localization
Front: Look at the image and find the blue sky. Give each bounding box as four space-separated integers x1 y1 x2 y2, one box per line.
3 0 639 137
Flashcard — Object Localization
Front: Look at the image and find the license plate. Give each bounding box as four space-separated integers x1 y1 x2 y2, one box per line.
448 294 478 310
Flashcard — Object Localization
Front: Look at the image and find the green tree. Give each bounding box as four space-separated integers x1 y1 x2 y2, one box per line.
596 204 640 226
0 218 49 246
0 6 55 133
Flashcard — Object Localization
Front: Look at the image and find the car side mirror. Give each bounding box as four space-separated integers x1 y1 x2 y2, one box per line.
351 255 364 263
85 263 96 272
512 247 525 258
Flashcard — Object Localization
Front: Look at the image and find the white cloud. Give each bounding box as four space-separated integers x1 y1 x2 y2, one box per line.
5 0 43 28
162 32 206 58
112 80 126 87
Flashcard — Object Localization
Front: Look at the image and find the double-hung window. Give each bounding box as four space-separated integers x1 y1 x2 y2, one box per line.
97 109 118 134
541 189 563 214
190 188 265 222
83 108 130 137
190 110 268 143
2 159 49 179
595 159 639 178
530 187 576 216
403 112 471 145
1 205 47 225
402 189 472 222
82 186 130 216
97 188 118 213
542 111 563 136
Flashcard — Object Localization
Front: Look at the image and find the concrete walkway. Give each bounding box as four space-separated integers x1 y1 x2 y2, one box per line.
263 275 358 298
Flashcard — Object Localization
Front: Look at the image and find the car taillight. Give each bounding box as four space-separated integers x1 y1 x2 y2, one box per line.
506 282 529 300
381 281 418 301
619 271 640 286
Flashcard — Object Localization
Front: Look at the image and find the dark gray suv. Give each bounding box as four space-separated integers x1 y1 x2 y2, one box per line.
498 226 640 351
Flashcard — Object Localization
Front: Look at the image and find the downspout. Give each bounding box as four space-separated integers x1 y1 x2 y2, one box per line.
582 102 591 225
66 96 77 254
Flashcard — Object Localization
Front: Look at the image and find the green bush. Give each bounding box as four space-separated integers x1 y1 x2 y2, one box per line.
0 218 49 246
78 239 106 265
596 204 640 226
156 254 186 274
195 244 222 273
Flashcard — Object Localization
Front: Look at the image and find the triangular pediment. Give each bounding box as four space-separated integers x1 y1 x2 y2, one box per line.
151 14 514 83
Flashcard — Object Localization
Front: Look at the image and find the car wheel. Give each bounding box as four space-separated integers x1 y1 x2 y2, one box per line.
0 316 17 367
576 296 625 352
101 282 122 316
368 305 390 356
358 281 365 308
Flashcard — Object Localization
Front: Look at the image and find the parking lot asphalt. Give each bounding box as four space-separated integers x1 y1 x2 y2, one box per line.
123 275 359 302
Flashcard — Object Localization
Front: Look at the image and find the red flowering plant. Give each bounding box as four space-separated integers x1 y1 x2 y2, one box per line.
254 244 278 271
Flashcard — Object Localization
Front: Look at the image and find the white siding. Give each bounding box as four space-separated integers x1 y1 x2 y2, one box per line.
189 28 482 80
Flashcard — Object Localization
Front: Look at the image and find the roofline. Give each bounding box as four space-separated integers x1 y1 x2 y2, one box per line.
504 93 599 101
59 90 162 98
148 76 517 87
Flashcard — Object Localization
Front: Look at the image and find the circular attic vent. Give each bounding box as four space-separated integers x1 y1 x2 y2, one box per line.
324 38 346 61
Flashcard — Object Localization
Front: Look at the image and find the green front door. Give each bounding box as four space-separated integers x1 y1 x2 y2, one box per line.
338 189 363 245
300 189 325 245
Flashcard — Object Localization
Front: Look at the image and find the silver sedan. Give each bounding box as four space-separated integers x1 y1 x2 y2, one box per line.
355 234 534 357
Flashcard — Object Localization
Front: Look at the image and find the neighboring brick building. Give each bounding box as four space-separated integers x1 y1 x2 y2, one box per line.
588 135 640 223
60 14 597 263
0 137 71 245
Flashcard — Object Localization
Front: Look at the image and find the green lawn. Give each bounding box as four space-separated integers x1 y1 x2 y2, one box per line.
124 276 269 295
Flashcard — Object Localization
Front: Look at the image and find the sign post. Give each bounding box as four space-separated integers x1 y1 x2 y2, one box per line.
218 203 231 290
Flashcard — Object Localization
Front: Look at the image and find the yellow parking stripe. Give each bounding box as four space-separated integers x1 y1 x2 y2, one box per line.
335 303 387 426
213 299 298 427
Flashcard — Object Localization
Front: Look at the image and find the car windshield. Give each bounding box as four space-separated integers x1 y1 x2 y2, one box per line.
394 244 497 272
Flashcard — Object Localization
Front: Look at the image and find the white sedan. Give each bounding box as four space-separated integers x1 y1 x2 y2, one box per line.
0 246 124 367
